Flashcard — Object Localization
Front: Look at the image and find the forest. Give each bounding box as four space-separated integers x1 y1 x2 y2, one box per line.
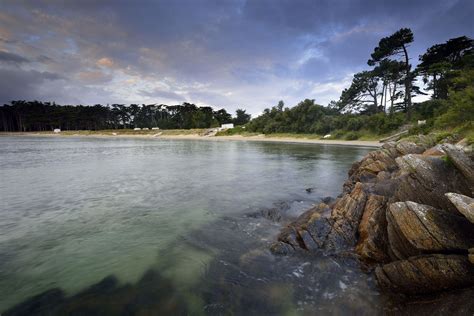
0 102 251 132
246 31 473 139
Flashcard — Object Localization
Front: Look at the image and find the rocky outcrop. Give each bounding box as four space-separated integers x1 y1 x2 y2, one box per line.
393 154 471 214
446 192 474 223
375 254 474 295
355 194 389 263
271 136 474 296
386 201 474 260
441 143 474 190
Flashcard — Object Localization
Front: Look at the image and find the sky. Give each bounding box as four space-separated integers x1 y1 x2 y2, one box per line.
0 0 473 116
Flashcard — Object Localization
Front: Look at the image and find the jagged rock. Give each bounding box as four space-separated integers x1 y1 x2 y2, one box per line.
305 216 333 248
394 154 471 214
325 182 367 247
271 203 332 253
422 144 445 157
445 192 474 224
375 254 474 294
344 149 398 192
395 141 425 155
297 229 319 251
371 178 400 197
276 226 302 249
441 143 474 191
470 248 474 264
355 194 389 263
386 202 474 260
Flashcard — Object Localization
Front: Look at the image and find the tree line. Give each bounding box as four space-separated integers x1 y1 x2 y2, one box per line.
0 102 251 132
247 30 473 137
1 29 472 137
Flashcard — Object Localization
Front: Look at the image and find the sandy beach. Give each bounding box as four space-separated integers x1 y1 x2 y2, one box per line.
1 132 382 147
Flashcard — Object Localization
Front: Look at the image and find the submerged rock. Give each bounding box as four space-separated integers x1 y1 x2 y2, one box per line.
270 241 295 255
375 254 474 295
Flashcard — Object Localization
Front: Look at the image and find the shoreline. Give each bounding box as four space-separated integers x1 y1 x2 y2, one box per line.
0 132 381 147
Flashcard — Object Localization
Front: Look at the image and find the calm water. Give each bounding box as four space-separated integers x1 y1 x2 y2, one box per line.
0 136 382 314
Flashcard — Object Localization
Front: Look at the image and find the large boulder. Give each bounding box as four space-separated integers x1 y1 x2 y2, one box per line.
386 201 474 260
355 194 390 263
375 254 474 295
343 149 398 192
393 154 471 214
441 143 474 190
445 192 474 224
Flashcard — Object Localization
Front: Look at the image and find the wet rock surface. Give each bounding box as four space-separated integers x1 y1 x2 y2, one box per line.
271 136 474 300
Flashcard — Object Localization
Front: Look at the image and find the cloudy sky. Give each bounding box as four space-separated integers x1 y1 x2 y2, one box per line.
0 0 472 115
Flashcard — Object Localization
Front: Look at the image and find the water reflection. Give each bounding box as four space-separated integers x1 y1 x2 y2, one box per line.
4 270 188 316
0 137 374 314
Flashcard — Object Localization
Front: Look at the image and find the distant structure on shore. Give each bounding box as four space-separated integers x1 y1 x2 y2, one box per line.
53 128 61 133
219 123 234 131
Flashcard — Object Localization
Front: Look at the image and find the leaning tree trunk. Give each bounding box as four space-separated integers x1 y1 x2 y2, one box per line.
402 44 412 119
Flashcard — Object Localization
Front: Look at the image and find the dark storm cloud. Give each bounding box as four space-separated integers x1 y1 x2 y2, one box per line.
0 51 29 64
0 68 63 103
0 0 472 114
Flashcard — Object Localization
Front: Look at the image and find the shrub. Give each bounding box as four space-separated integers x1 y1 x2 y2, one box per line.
332 130 345 139
344 131 359 140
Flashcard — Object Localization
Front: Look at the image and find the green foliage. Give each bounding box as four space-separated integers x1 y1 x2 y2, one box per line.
246 99 333 134
408 122 433 135
417 36 473 99
233 109 251 126
414 99 448 118
0 101 238 132
435 69 474 128
366 112 405 133
344 131 359 140
368 28 414 65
